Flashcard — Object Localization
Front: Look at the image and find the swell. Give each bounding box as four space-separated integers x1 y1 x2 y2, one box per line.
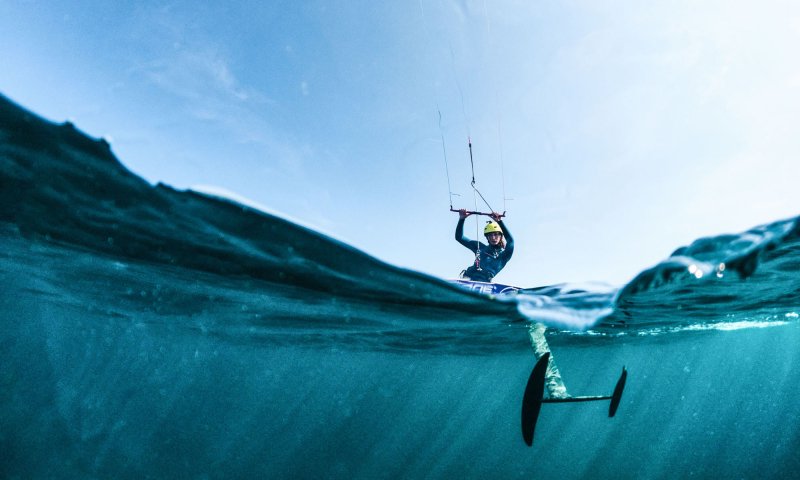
603 215 800 330
2 92 798 336
0 93 515 318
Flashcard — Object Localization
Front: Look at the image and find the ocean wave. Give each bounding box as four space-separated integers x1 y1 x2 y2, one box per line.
2 93 798 341
605 215 800 330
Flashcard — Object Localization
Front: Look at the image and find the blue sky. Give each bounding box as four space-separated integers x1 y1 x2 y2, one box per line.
2 0 797 287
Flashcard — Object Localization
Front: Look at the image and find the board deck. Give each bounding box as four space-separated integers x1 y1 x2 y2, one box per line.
449 279 520 296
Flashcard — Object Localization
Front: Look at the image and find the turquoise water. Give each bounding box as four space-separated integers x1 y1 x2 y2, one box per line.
2 94 799 478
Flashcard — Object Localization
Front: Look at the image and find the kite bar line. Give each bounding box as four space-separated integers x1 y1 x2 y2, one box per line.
466 137 500 214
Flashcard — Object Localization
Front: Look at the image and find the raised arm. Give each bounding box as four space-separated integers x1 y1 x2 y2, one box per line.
455 210 479 251
496 218 514 260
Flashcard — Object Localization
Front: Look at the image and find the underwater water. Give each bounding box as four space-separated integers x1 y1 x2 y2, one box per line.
2 93 800 479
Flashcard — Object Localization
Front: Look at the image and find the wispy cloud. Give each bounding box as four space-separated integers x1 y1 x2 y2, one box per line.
130 47 268 107
122 5 317 181
126 5 271 117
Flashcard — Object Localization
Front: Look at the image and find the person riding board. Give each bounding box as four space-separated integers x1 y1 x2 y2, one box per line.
455 209 514 282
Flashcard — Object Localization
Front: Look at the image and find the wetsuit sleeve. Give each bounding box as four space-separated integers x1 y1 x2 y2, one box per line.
455 217 480 251
498 219 514 261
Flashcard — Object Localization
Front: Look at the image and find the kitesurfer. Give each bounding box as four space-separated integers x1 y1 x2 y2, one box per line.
455 209 514 282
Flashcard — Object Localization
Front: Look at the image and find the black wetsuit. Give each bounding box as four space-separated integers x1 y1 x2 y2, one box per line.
455 218 514 282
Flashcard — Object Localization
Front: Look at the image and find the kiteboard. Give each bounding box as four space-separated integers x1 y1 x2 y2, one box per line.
450 279 520 296
442 201 627 447
449 277 627 446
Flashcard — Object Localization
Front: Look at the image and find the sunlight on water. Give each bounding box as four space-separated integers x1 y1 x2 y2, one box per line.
630 315 797 337
684 320 790 332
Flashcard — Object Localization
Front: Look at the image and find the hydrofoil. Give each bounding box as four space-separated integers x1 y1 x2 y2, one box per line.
521 326 627 447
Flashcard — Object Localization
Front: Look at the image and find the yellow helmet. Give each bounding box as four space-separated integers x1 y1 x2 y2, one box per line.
484 221 502 236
